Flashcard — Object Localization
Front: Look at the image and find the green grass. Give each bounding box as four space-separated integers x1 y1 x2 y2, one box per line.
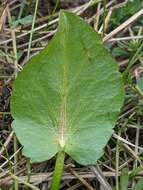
0 0 143 189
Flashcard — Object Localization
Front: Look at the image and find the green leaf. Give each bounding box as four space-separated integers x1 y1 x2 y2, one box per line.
132 178 143 190
111 0 142 26
137 76 143 92
11 11 124 165
12 15 33 28
120 168 129 190
112 47 129 57
124 0 141 15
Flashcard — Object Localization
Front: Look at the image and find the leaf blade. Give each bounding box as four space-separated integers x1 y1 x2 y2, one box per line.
11 11 124 165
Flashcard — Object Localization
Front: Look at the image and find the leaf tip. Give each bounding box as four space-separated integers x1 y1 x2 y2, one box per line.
59 9 69 17
59 10 73 21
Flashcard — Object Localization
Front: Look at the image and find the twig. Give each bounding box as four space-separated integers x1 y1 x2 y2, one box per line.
0 131 14 155
0 171 118 186
113 133 143 150
108 35 143 42
88 0 116 23
18 30 55 48
10 173 40 190
0 148 21 169
90 166 112 190
123 143 142 164
14 135 18 190
115 130 121 190
7 6 18 77
94 2 101 31
104 9 143 41
27 0 39 59
68 167 96 190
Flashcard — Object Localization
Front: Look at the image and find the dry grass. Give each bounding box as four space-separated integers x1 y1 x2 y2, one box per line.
0 0 143 189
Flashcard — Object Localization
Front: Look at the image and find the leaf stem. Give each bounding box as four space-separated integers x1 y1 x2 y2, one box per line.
50 151 65 190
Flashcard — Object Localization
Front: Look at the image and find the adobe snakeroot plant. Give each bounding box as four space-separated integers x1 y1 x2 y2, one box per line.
11 11 124 190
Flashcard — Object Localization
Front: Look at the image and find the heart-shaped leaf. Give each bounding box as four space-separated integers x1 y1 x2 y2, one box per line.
11 11 124 165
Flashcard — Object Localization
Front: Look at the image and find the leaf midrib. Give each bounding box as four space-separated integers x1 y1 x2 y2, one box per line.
58 15 69 148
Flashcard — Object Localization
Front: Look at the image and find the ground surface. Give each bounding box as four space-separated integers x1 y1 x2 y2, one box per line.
0 0 143 189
